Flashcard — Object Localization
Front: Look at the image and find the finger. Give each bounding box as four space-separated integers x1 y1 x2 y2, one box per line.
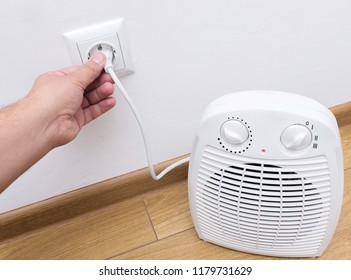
82 82 115 108
48 66 81 76
85 72 114 92
83 97 116 125
69 52 106 90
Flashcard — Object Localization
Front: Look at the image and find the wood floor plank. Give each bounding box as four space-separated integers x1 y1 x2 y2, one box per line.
113 228 281 260
0 199 156 260
0 155 189 243
143 182 193 240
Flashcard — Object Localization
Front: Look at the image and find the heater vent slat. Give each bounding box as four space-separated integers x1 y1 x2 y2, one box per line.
195 146 332 255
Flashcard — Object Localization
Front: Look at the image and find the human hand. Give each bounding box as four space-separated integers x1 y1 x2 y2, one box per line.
0 52 116 191
26 52 116 148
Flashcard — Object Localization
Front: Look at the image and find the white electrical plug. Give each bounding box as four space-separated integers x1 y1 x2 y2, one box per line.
88 43 117 72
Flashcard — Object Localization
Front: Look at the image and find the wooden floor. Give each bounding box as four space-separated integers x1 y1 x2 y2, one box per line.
0 125 350 260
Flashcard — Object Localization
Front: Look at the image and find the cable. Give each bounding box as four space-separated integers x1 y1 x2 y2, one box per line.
103 58 190 180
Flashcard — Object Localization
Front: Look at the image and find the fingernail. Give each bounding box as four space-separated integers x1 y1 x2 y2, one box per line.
90 52 105 64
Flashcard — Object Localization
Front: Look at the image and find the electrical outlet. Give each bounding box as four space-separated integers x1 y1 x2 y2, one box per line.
63 18 133 76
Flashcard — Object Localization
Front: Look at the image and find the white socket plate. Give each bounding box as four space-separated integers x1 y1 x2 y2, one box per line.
63 18 133 76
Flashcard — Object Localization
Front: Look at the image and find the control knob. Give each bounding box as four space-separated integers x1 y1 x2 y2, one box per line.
220 120 249 145
281 124 312 150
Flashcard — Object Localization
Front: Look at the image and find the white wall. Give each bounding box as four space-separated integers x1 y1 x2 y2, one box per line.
0 0 350 213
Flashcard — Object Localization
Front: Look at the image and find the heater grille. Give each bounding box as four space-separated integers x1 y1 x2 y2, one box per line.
195 146 332 256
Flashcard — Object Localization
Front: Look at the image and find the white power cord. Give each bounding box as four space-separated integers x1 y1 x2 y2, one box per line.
98 49 190 180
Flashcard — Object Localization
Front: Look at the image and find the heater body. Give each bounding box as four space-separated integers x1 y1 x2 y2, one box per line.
188 91 343 257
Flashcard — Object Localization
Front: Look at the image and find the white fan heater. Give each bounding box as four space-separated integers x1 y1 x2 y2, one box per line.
188 91 343 257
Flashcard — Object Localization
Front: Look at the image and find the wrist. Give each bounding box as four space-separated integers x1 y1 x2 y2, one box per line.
19 95 57 151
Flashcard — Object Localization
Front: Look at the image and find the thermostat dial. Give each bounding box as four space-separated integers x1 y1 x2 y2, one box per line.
281 124 312 150
220 120 249 145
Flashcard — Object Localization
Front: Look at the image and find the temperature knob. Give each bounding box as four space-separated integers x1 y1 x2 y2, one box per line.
281 124 312 150
220 120 249 145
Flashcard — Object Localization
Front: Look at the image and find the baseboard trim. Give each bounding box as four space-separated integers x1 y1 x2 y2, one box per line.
331 100 351 127
0 100 350 244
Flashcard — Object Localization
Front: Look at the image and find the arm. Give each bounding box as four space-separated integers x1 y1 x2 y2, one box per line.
0 52 115 192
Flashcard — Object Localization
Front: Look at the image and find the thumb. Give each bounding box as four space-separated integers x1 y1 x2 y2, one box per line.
69 52 106 89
